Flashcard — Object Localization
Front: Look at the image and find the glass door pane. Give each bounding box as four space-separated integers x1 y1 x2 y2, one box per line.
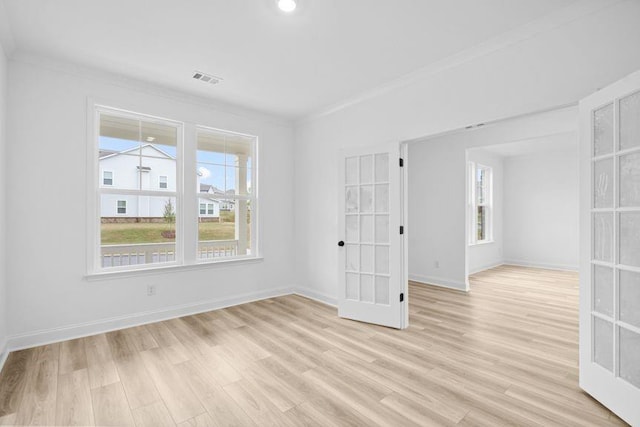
591 92 640 390
344 154 391 305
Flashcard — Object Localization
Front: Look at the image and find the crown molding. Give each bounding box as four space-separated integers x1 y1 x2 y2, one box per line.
300 0 624 124
10 50 294 129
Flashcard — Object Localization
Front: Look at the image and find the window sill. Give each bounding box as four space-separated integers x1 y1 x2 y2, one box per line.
85 256 264 282
469 240 494 247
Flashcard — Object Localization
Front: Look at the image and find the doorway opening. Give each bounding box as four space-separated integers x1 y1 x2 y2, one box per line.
404 104 579 293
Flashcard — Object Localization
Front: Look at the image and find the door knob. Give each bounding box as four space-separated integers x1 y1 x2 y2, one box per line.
338 241 345 247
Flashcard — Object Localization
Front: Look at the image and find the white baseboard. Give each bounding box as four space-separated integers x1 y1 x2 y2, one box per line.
503 259 579 272
6 286 295 352
409 273 468 292
0 338 8 374
468 262 504 275
294 288 337 307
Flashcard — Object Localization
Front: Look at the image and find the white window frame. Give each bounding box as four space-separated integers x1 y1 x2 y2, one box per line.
89 105 183 274
207 203 214 215
87 104 261 277
102 170 113 186
199 203 206 215
195 125 259 264
159 175 168 189
468 162 493 245
116 200 127 215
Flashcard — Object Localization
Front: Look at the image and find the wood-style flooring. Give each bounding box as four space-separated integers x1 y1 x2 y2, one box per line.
0 265 628 426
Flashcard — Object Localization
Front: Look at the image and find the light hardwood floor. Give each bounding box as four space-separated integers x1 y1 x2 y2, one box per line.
0 265 628 426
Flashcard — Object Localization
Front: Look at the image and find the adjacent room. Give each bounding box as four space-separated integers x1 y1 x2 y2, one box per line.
0 0 639 425
408 107 579 290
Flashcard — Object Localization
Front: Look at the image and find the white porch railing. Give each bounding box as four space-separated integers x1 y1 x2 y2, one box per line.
101 240 239 267
198 240 239 259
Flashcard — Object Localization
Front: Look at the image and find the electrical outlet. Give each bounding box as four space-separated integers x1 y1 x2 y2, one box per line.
147 285 156 296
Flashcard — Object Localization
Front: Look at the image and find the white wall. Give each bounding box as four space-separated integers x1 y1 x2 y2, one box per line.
407 140 506 290
5 54 295 348
0 37 8 363
504 148 579 270
467 149 504 275
406 112 572 291
294 1 640 302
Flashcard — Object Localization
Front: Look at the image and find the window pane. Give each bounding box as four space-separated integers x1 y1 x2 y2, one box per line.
346 215 358 242
360 274 374 303
375 154 389 183
346 244 359 271
594 158 614 208
375 215 389 244
103 171 113 186
198 199 251 259
345 186 358 213
619 327 640 388
360 245 373 273
620 212 640 268
593 317 613 372
197 129 253 197
593 213 614 262
360 155 373 184
619 152 640 208
620 270 640 329
100 195 177 268
477 206 486 241
360 186 373 213
345 157 358 185
620 91 640 151
476 168 486 204
99 113 178 191
375 184 389 213
360 215 373 243
196 127 255 261
375 276 389 305
593 265 613 317
594 103 614 156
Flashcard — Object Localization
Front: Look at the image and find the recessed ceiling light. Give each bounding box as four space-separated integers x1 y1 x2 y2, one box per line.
277 0 296 13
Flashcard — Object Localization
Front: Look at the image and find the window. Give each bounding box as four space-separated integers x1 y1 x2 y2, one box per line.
197 127 256 261
117 200 127 214
469 162 492 245
90 106 258 273
103 171 113 186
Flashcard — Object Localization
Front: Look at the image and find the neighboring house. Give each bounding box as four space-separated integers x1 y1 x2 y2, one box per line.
200 184 235 211
100 144 220 219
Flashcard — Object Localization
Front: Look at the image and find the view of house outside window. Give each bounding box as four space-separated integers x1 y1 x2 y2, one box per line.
95 107 257 271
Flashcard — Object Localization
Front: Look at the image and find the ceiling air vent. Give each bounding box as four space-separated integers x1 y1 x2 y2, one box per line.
193 71 223 85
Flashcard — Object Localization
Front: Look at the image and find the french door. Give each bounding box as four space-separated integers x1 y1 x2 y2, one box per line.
338 143 406 329
580 70 640 425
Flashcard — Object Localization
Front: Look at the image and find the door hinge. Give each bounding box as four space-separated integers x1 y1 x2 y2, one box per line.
399 226 404 235
399 158 404 167
400 293 404 302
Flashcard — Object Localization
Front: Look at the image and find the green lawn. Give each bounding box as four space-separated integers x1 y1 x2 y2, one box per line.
101 221 235 244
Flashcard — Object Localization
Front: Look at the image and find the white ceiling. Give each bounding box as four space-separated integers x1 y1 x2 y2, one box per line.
1 0 579 119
